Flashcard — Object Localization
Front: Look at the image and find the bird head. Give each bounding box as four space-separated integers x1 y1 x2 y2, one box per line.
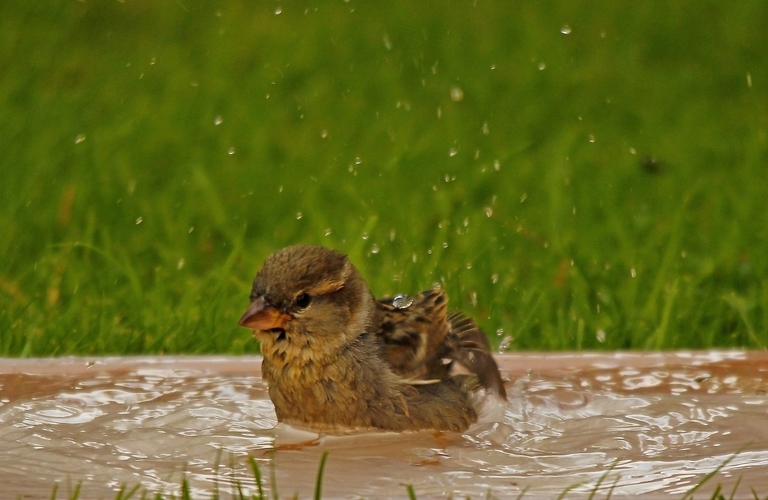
238 245 375 363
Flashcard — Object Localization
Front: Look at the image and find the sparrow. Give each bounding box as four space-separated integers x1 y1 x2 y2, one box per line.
238 245 506 433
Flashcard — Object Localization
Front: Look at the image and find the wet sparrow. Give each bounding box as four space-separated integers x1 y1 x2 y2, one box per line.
238 245 506 433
